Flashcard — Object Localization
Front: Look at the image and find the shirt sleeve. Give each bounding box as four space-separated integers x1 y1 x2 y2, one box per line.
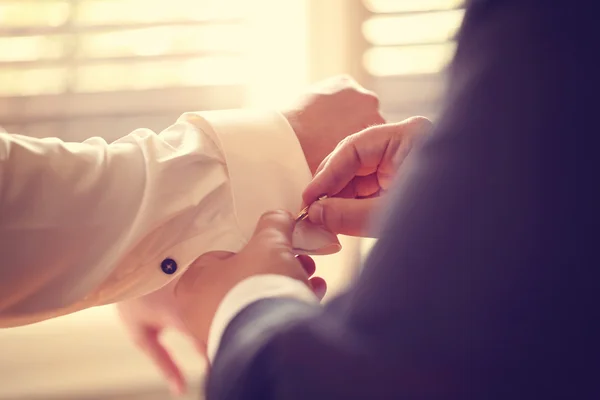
0 109 312 327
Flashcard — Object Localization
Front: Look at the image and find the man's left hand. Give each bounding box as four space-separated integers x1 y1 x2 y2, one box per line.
284 75 385 174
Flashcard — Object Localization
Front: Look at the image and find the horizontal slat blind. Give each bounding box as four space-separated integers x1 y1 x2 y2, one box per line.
0 0 250 140
357 0 466 261
361 0 465 122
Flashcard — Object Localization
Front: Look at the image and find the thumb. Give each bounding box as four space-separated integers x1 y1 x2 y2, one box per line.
252 210 296 245
307 197 380 237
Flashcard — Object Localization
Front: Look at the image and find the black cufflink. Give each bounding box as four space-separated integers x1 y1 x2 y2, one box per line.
160 258 177 275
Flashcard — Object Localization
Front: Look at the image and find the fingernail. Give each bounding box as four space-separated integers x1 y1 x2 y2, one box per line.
308 202 324 225
312 282 326 300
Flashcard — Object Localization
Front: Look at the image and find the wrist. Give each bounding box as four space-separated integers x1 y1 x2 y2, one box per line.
283 110 317 175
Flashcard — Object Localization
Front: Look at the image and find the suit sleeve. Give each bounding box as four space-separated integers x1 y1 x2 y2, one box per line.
206 2 598 399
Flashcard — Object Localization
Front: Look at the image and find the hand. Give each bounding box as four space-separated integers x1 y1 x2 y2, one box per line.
284 75 385 174
302 117 433 237
117 280 203 397
174 211 326 346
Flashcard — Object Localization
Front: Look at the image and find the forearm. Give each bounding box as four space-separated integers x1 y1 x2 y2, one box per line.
0 109 322 327
0 121 228 324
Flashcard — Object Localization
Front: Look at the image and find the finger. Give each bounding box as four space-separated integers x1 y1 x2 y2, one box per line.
303 118 431 205
134 329 186 396
302 125 391 203
379 116 432 180
312 112 384 180
295 254 316 276
307 197 381 237
305 132 382 205
300 151 336 209
309 276 328 300
302 137 363 204
252 210 296 244
335 174 381 199
312 151 334 179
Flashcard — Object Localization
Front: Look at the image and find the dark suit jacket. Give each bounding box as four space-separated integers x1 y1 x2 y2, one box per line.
207 1 600 398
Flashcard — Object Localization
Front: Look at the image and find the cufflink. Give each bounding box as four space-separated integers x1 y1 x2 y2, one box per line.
160 258 178 275
295 195 328 223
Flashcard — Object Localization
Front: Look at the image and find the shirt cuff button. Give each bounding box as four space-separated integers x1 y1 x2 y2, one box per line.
161 258 177 275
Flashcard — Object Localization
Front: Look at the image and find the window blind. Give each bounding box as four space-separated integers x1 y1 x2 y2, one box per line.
361 0 465 122
357 0 466 261
0 0 250 140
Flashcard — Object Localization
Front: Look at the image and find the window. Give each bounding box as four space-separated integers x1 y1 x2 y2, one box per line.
0 0 308 141
0 2 312 398
361 0 465 122
357 0 466 259
0 3 464 397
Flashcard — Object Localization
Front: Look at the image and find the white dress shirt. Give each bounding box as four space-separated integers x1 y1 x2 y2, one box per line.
0 110 338 327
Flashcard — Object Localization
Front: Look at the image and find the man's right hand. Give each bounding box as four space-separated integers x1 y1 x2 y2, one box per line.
302 117 433 237
174 211 325 348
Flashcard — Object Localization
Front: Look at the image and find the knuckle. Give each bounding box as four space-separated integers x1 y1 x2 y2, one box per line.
255 211 289 235
261 210 278 219
354 91 380 109
406 116 433 135
336 134 354 149
354 89 381 111
319 75 357 96
337 74 355 84
268 246 286 260
330 135 355 158
362 89 379 102
336 75 362 92
339 86 359 97
359 123 385 137
369 94 381 108
261 210 290 221
344 132 363 148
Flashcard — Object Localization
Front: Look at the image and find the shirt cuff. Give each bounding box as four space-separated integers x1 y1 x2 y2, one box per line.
180 109 340 255
184 109 312 242
207 274 318 363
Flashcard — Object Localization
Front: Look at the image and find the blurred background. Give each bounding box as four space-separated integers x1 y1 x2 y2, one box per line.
0 0 464 399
